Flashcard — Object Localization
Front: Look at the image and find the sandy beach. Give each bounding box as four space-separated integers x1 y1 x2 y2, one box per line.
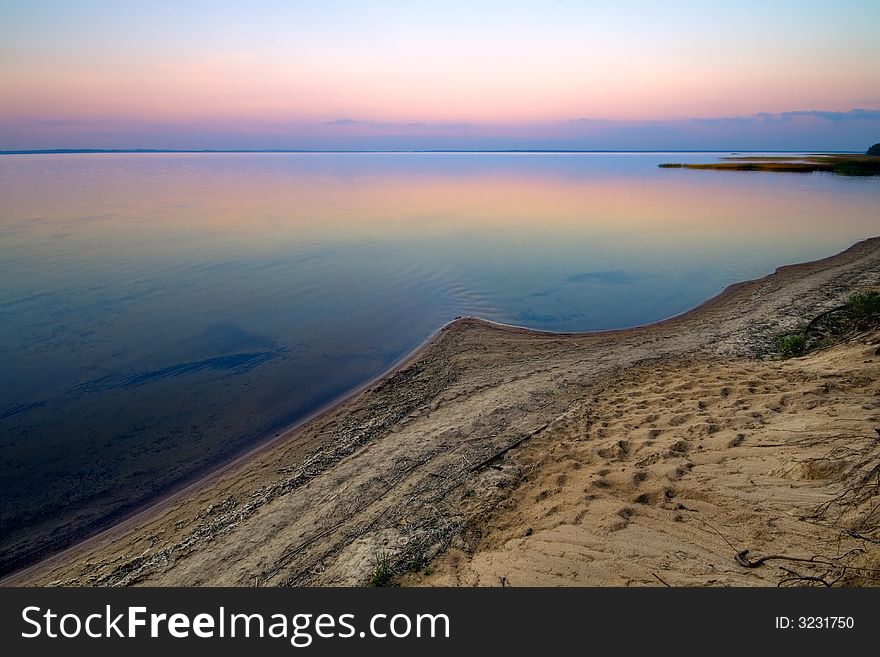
6 237 880 587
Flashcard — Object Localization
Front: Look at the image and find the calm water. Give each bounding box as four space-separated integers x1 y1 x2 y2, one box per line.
1 152 878 571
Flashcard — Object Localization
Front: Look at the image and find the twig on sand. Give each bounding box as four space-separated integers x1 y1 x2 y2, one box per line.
734 549 875 574
652 572 672 587
695 517 741 554
777 575 832 587
735 549 822 568
470 423 550 472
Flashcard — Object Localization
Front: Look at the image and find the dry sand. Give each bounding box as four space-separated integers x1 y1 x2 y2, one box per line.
407 342 880 586
6 238 880 587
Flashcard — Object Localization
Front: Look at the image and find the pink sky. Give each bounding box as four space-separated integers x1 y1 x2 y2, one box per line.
1 1 878 150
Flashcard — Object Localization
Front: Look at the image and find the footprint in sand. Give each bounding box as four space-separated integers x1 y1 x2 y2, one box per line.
668 440 690 454
597 439 630 460
668 414 690 426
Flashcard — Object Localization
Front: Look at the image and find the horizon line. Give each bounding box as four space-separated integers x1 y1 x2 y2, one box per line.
0 148 862 156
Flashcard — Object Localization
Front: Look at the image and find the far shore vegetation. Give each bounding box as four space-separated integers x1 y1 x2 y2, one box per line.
660 150 880 176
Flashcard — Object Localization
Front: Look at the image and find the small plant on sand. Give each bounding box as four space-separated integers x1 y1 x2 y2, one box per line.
369 550 393 587
407 554 429 573
776 331 806 359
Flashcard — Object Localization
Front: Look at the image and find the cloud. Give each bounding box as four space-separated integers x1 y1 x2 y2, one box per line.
776 109 880 122
323 118 472 132
693 108 880 126
31 118 95 127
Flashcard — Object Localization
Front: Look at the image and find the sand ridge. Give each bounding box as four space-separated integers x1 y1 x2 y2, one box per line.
6 237 880 587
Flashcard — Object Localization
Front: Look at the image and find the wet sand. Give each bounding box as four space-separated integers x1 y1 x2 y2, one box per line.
5 237 880 586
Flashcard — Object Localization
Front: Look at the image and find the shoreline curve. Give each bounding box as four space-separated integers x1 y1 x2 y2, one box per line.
4 235 880 586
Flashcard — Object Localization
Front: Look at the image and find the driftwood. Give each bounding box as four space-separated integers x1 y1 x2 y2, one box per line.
803 304 849 334
470 423 550 472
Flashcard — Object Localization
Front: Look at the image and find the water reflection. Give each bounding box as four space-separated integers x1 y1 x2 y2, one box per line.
0 152 877 571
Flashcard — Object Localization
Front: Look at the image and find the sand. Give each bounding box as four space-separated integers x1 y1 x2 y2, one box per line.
406 343 880 586
5 237 880 587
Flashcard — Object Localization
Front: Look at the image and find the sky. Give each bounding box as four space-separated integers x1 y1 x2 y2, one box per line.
1 0 879 150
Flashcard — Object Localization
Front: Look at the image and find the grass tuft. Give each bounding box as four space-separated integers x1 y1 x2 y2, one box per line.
369 550 393 587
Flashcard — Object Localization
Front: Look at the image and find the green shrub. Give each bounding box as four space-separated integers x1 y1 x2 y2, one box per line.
845 291 880 320
776 331 806 358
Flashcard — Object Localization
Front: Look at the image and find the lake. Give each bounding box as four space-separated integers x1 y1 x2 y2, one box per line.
1 152 878 573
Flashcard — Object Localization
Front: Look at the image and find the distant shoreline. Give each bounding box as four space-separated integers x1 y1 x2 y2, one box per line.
0 148 861 155
659 153 880 176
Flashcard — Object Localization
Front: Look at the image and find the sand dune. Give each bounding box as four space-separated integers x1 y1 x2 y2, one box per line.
6 238 880 587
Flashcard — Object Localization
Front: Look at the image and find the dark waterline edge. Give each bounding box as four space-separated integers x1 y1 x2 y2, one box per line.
2 235 877 584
